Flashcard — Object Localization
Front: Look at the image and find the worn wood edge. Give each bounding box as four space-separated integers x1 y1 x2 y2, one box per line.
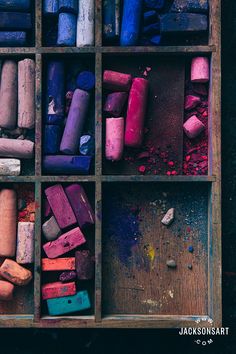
35 53 42 176
101 176 216 182
34 181 42 322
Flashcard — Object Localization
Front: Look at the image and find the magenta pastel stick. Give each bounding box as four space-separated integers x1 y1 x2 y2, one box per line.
191 57 209 83
45 184 77 229
106 117 124 161
65 184 95 229
183 115 205 139
125 78 149 148
104 92 128 117
60 89 90 154
103 70 132 92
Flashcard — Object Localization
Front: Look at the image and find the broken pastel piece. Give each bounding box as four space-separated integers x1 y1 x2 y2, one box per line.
104 92 128 117
45 184 76 229
161 208 175 226
65 184 95 228
184 95 201 110
191 57 209 83
42 281 76 300
75 250 95 280
106 117 124 161
43 155 92 175
59 271 77 283
0 159 21 176
103 70 132 92
160 13 208 34
0 259 32 286
16 222 34 264
183 115 205 139
0 31 26 46
42 258 75 271
43 0 59 15
43 227 86 258
79 135 95 156
0 280 14 301
47 290 91 315
42 216 62 241
0 12 31 30
57 12 76 46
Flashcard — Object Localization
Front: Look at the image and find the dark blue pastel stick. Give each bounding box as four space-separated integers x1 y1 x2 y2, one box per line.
46 61 65 124
143 10 157 25
143 22 160 35
58 0 77 14
0 0 30 11
44 125 62 154
43 0 59 15
57 12 76 46
0 31 26 45
120 0 142 46
0 12 31 29
43 155 92 175
144 0 165 9
150 34 161 45
103 0 120 41
76 71 95 91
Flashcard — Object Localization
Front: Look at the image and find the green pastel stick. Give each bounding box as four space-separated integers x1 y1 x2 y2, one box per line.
47 291 91 315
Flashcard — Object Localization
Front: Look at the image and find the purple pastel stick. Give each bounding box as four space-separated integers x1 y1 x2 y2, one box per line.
65 184 95 229
60 89 90 154
104 92 128 117
59 270 77 283
43 155 92 175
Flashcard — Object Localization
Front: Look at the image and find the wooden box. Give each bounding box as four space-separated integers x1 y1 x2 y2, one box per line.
0 0 221 328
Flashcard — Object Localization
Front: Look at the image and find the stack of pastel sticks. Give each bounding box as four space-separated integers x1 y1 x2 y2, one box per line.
42 183 95 316
103 0 209 46
0 0 33 46
0 187 34 302
43 0 94 46
0 58 35 176
43 60 95 175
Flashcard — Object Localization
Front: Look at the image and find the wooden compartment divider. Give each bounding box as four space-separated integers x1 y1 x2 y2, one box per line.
0 0 221 328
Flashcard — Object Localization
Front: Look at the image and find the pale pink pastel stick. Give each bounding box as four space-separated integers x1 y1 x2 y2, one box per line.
191 57 209 83
106 117 124 161
183 115 205 139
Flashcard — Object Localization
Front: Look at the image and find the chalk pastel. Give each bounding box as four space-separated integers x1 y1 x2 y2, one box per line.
42 281 76 300
59 270 77 283
144 0 165 9
120 0 142 46
106 117 124 161
143 22 160 36
0 31 26 45
0 0 30 11
0 12 31 30
42 257 75 271
16 222 34 264
103 70 132 92
104 92 128 117
76 71 95 91
44 0 59 15
0 139 34 159
47 290 91 315
43 155 92 175
170 0 209 14
160 13 208 34
43 227 86 258
76 0 94 46
0 280 14 301
191 57 209 83
143 11 157 25
58 0 78 14
42 216 62 241
75 250 94 280
45 184 76 229
103 0 120 41
79 135 95 156
183 115 205 139
125 78 149 148
65 184 95 229
44 125 62 154
0 259 32 286
57 13 76 46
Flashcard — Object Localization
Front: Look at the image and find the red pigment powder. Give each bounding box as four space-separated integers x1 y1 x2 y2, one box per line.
15 184 35 222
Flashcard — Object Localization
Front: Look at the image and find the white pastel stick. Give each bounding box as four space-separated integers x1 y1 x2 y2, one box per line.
0 159 21 175
76 0 94 46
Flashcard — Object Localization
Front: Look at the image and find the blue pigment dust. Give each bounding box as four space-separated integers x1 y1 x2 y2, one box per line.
103 197 141 264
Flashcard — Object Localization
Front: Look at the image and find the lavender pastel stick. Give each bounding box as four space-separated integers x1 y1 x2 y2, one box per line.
44 125 62 154
60 89 90 154
46 61 65 125
104 92 128 117
43 155 92 175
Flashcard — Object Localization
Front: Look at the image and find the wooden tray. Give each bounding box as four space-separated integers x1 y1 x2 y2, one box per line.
0 0 221 328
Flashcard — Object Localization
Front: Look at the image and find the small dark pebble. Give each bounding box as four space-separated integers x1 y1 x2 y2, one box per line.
166 259 177 268
188 246 194 253
59 271 77 283
188 264 193 270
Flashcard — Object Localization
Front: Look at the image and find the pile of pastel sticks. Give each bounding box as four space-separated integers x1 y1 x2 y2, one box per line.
0 0 33 46
43 0 94 46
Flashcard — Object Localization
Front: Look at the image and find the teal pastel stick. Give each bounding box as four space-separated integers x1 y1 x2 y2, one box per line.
47 291 91 316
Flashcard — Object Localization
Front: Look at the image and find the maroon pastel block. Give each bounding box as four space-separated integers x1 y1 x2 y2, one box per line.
45 184 76 229
43 227 86 258
65 184 95 229
59 270 77 283
44 198 52 218
104 92 128 117
75 250 95 280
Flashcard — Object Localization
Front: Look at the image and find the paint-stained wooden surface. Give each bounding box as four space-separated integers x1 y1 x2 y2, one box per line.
0 0 221 328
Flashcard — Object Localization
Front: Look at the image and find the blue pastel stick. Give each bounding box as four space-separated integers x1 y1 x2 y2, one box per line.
103 0 120 41
120 0 142 46
46 61 65 124
144 0 165 9
76 71 95 91
58 0 77 14
0 0 30 11
43 155 92 175
44 125 62 154
0 31 26 45
57 13 76 46
143 10 157 25
143 22 160 35
43 0 59 15
47 291 91 315
150 34 161 45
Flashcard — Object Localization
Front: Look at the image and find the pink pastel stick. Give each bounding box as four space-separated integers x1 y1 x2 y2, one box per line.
103 70 132 91
125 78 149 148
106 117 124 161
43 227 86 259
183 115 205 139
191 57 209 83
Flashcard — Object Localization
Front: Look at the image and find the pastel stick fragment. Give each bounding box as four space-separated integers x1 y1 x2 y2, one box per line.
57 13 76 46
75 250 95 280
65 184 95 229
43 155 92 175
42 257 75 271
42 281 76 300
44 125 62 154
103 0 120 41
47 290 91 315
0 280 14 301
103 70 132 92
59 271 77 283
42 216 61 241
170 0 209 13
43 227 86 258
0 0 30 11
16 222 34 264
44 0 59 15
0 259 32 286
104 92 128 117
160 13 208 34
0 31 26 46
45 184 76 229
0 139 34 159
